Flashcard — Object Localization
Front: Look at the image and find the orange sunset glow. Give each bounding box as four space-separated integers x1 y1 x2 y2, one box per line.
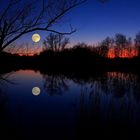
12 47 42 56
16 47 139 58
108 48 138 58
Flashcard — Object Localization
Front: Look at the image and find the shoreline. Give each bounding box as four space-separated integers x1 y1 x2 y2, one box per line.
0 55 140 75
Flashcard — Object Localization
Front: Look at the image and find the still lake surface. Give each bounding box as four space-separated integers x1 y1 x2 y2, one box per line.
0 70 140 139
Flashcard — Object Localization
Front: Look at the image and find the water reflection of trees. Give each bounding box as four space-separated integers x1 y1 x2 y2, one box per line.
42 74 69 96
0 73 16 85
42 72 140 100
0 72 15 106
77 72 140 137
42 71 140 126
0 73 12 121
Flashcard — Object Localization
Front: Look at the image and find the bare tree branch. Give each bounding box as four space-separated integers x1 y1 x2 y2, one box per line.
0 0 87 52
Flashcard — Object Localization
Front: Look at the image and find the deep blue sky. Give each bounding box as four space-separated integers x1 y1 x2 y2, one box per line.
19 0 140 45
69 0 140 44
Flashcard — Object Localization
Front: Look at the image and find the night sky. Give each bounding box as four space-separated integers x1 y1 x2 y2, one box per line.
69 0 140 44
11 0 140 45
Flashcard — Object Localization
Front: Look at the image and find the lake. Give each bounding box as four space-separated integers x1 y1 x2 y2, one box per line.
0 70 140 139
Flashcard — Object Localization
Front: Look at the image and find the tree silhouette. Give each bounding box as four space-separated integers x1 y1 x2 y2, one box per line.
135 32 140 56
0 0 86 52
97 37 113 57
114 33 127 57
98 45 109 57
43 33 69 51
126 37 133 57
101 37 114 48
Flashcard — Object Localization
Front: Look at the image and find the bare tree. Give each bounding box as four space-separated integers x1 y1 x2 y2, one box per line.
101 36 114 48
127 37 133 57
115 33 127 48
135 32 140 56
97 45 109 57
97 37 113 57
114 33 127 57
43 33 69 51
0 0 86 52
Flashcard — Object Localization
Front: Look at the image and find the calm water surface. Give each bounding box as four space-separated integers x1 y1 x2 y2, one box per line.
0 70 140 139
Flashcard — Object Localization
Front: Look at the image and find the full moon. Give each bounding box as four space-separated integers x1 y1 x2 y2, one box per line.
32 34 41 42
32 87 41 96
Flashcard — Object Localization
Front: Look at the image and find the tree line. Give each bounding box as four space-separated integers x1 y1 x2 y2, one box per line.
4 32 140 58
42 32 140 58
